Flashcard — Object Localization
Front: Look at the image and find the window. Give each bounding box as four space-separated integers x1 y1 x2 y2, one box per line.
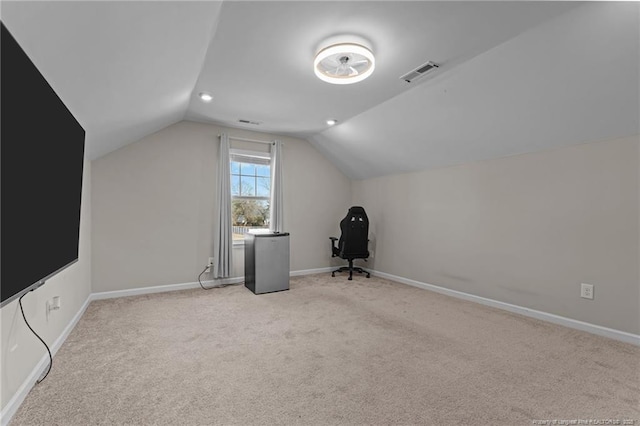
230 150 271 242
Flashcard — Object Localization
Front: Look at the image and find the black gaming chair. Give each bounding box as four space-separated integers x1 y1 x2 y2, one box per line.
330 206 371 280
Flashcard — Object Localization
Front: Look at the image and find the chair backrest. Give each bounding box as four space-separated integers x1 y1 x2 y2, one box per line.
338 206 369 259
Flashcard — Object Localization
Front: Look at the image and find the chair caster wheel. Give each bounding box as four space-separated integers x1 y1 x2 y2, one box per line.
348 277 353 281
331 273 335 277
366 274 370 278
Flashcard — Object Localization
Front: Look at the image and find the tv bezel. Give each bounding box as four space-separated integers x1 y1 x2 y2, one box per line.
0 21 85 308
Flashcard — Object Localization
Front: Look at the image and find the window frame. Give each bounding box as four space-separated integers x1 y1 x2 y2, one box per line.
230 148 272 245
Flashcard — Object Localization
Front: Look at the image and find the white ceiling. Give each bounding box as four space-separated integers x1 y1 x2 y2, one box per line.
1 1 223 159
2 2 638 179
311 1 640 179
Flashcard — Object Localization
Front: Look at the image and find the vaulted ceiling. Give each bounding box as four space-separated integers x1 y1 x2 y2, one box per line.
2 2 638 179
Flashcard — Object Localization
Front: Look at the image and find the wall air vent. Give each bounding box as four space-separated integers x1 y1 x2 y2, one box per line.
400 61 439 83
238 119 262 125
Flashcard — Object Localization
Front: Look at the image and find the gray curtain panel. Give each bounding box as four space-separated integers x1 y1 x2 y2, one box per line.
269 140 284 233
213 133 232 278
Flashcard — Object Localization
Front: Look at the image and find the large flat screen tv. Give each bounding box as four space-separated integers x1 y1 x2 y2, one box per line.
1 22 85 308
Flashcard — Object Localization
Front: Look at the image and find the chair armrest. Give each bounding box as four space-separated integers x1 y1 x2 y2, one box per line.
329 237 338 257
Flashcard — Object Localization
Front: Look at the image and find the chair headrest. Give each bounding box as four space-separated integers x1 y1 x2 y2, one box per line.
348 206 366 215
344 206 368 224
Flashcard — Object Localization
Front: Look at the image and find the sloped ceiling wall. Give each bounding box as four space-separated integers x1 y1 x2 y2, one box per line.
1 1 223 158
1 2 637 179
309 2 639 179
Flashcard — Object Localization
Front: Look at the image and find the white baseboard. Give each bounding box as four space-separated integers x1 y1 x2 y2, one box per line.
370 269 640 346
97 267 636 345
91 268 336 300
90 268 336 301
90 277 245 301
1 293 93 426
290 267 334 277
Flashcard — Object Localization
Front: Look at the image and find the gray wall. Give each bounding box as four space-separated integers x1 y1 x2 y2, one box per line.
92 128 639 334
91 121 351 292
352 136 639 334
1 159 93 410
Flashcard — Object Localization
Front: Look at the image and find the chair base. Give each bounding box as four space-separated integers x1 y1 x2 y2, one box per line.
331 259 371 281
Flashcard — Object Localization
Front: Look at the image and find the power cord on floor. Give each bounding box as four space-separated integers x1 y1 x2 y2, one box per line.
198 264 243 290
19 290 53 383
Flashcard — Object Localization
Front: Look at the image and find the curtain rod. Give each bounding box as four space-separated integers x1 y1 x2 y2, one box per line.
218 134 273 145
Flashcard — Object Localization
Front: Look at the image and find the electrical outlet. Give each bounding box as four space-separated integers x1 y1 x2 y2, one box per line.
46 296 61 321
208 257 215 267
580 283 594 300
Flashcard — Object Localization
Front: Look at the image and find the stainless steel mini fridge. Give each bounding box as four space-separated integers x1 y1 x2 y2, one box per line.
244 232 290 294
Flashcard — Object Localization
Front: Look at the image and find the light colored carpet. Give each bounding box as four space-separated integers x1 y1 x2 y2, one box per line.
10 274 640 425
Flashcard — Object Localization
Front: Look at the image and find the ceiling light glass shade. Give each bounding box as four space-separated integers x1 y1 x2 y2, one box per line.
314 43 375 85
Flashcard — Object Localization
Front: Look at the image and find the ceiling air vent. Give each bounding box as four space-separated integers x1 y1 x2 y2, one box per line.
238 119 261 125
400 61 439 83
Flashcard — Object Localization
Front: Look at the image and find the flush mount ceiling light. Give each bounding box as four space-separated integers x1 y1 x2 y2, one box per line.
314 42 375 85
198 92 213 102
326 119 338 126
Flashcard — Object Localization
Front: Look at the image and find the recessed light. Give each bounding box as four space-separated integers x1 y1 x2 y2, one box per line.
326 119 338 126
199 92 213 102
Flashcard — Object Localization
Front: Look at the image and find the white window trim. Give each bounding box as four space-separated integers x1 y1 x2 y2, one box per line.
230 148 271 160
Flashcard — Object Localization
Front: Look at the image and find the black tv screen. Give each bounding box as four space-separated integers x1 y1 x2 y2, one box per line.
1 22 85 307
